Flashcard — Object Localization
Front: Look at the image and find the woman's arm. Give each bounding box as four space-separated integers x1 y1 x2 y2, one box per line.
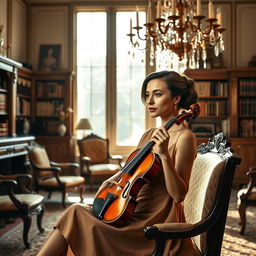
151 128 197 202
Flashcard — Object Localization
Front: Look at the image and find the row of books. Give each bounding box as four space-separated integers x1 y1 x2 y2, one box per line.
37 81 64 98
17 97 31 116
0 74 9 90
240 119 256 137
195 80 229 97
240 99 256 116
0 122 8 137
239 79 256 96
197 101 229 117
36 100 62 116
0 93 7 113
17 77 32 96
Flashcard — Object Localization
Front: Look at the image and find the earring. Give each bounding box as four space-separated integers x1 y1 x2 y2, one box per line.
174 103 178 110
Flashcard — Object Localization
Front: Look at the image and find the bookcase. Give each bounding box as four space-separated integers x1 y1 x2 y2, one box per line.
32 71 74 136
0 56 22 137
17 67 33 136
185 68 256 185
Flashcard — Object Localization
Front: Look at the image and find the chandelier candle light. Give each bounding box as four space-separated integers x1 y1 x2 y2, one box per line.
127 0 225 71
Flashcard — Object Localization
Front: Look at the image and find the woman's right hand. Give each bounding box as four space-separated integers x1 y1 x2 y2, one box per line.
95 172 121 196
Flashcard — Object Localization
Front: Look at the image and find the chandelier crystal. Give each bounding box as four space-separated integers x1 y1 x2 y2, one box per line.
127 0 225 72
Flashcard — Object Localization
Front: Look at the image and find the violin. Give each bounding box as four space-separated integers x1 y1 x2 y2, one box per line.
92 103 200 226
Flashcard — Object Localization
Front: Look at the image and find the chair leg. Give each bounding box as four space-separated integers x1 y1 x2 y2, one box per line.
37 205 45 233
238 202 246 235
47 191 52 199
22 215 32 249
79 185 85 203
90 177 94 192
61 189 67 208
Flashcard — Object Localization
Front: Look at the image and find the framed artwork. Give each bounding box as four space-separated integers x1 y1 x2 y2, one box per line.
38 44 61 71
191 123 215 137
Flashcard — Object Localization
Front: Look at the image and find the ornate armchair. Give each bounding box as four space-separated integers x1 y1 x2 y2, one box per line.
0 174 44 248
237 165 256 235
27 143 86 208
144 133 241 256
77 134 123 191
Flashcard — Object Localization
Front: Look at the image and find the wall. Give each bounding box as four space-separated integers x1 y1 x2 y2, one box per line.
0 0 8 56
30 5 69 70
0 0 27 63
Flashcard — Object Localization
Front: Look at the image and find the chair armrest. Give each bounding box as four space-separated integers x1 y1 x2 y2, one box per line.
50 161 79 169
109 154 123 166
81 156 91 163
35 166 62 173
110 154 123 161
0 174 33 193
144 222 201 241
239 166 256 199
0 179 27 210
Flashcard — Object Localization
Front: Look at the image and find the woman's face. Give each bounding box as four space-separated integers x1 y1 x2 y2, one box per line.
145 78 178 120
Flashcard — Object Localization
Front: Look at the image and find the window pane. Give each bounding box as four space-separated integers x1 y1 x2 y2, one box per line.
77 12 106 137
116 12 146 146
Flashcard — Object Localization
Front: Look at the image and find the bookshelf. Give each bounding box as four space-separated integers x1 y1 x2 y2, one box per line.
185 69 230 137
0 56 22 137
238 77 256 137
185 68 256 185
17 67 33 136
32 71 74 136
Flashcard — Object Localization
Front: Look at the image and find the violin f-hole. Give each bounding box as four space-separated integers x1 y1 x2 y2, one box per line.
122 181 130 199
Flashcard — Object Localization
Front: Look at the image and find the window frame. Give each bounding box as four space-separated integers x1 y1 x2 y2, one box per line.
73 3 155 156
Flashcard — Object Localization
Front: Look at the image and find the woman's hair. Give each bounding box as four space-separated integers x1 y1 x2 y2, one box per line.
141 70 198 109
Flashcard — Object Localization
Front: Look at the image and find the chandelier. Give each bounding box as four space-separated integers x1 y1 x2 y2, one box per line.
127 0 225 72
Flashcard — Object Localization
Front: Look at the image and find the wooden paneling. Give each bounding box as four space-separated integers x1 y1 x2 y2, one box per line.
30 5 69 71
236 3 256 67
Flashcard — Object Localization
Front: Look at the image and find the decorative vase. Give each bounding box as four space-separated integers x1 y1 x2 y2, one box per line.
57 123 66 136
23 118 30 135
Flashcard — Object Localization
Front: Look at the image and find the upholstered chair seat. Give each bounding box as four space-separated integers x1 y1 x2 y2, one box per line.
39 176 85 187
0 174 45 249
0 194 44 211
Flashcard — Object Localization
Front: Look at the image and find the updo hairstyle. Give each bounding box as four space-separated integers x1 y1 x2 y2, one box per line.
141 70 198 110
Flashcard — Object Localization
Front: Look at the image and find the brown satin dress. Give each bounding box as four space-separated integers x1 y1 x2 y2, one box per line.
55 127 198 256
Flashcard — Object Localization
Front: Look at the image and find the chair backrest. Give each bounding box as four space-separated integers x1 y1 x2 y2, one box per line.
184 133 241 255
77 134 109 164
27 144 52 177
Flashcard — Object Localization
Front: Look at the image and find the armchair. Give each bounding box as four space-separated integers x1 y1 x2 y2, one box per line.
0 174 44 248
144 133 241 256
237 165 256 234
77 134 123 191
27 143 85 208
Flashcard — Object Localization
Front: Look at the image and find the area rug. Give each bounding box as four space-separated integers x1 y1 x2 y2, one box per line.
0 189 255 256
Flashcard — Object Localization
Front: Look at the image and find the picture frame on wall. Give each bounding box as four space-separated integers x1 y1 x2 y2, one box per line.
38 44 61 71
191 123 216 137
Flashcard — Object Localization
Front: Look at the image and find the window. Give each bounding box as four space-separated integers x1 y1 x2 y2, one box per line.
76 12 107 137
76 8 146 152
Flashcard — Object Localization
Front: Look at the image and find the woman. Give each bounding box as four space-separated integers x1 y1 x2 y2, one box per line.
37 70 198 256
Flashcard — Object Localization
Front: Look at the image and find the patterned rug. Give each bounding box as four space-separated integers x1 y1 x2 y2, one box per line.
0 189 255 256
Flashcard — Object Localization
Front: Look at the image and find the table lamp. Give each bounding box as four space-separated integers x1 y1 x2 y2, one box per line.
76 118 92 138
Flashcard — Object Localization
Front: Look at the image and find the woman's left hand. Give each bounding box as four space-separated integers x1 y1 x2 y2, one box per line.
151 127 170 156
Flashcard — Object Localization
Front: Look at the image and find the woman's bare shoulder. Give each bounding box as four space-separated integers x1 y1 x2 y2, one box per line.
177 128 196 145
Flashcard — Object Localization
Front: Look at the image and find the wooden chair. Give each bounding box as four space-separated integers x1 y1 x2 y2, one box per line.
237 165 256 235
0 174 44 248
77 134 123 191
144 132 241 256
27 143 86 208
